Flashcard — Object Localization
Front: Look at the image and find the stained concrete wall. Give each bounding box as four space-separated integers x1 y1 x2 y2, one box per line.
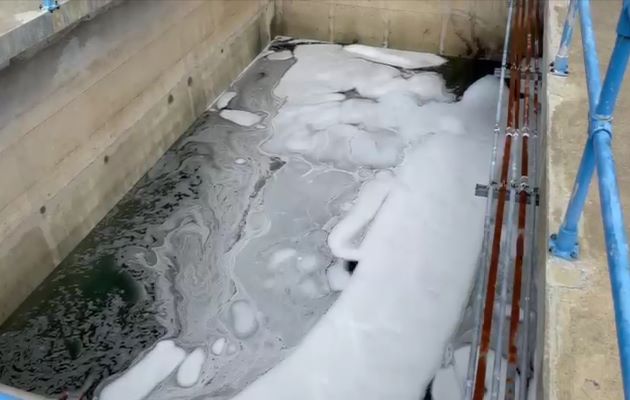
0 0 274 323
274 0 508 59
543 1 629 399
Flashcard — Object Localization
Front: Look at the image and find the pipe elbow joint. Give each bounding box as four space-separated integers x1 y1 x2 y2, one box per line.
591 117 613 141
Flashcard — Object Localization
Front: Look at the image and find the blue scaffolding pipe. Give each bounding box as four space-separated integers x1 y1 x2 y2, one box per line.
40 0 59 13
550 0 630 397
552 0 578 76
549 0 601 259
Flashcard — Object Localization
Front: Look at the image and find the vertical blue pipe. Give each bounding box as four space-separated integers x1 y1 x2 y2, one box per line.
594 5 630 397
550 0 601 259
596 37 630 118
552 0 578 76
552 0 630 394
593 128 630 399
550 138 595 259
579 0 603 110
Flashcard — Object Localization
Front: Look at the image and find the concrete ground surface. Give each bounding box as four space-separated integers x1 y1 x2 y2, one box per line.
544 1 630 399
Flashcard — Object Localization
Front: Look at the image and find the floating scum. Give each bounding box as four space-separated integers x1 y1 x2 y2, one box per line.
96 42 506 399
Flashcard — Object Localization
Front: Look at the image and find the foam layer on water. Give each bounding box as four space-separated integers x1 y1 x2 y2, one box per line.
176 348 206 387
234 80 499 399
325 260 351 292
0 41 498 399
98 41 500 399
343 44 447 69
215 91 237 110
100 340 185 400
219 110 263 127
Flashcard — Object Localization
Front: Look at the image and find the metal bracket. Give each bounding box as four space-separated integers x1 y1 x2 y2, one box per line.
550 59 570 77
40 0 60 13
493 67 541 80
549 232 580 260
475 183 540 206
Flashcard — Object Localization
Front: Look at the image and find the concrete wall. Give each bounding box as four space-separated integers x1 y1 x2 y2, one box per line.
0 0 118 68
274 0 508 59
0 0 274 323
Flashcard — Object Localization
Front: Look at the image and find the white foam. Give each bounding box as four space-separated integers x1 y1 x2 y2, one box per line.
107 40 505 400
265 44 457 170
211 337 227 355
99 340 186 400
215 91 237 109
274 44 452 103
268 248 297 270
326 261 351 292
220 109 263 127
234 75 501 400
230 300 259 339
267 50 293 61
176 348 206 387
327 172 392 260
343 44 447 69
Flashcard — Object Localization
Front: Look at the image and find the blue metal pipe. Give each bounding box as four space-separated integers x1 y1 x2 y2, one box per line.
552 0 578 76
596 37 630 118
593 127 630 399
551 0 630 395
593 9 630 396
549 138 595 259
579 0 603 113
40 0 59 13
550 0 601 259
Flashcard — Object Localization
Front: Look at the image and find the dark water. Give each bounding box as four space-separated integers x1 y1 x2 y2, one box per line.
437 57 500 98
0 40 498 398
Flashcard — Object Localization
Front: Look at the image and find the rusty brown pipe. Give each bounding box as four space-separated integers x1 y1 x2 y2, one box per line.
471 0 525 398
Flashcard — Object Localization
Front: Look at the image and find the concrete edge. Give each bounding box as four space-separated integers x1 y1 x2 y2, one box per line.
0 0 119 69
